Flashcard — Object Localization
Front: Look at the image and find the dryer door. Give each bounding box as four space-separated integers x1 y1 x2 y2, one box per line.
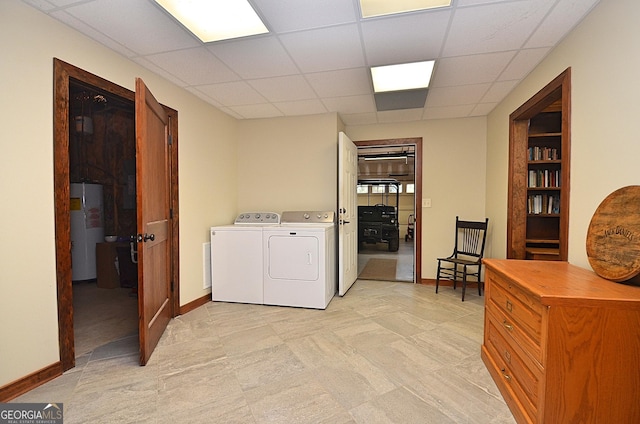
267 235 319 281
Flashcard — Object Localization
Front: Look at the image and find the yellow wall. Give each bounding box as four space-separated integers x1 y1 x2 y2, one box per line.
486 0 638 270
346 118 487 277
0 1 238 387
237 113 340 212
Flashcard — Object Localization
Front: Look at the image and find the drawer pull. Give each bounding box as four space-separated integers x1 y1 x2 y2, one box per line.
502 320 514 331
500 368 512 381
506 300 513 312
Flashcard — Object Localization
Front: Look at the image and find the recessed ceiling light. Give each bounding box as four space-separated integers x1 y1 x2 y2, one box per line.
154 0 268 43
371 61 435 93
359 0 451 18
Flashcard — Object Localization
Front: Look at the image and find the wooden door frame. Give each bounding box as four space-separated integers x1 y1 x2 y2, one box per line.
53 59 180 371
507 68 571 260
354 137 423 283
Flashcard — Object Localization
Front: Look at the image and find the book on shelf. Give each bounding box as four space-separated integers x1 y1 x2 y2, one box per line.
528 146 560 161
528 169 561 188
527 194 560 214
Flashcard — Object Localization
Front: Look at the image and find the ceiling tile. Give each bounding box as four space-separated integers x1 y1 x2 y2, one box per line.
443 0 556 57
481 80 519 103
431 51 516 87
207 36 300 79
184 87 223 108
377 109 425 123
273 99 328 116
361 9 450 66
196 81 267 106
499 47 550 81
144 48 239 86
21 0 58 12
279 24 365 73
322 95 377 114
253 0 358 33
229 103 284 119
305 68 372 97
525 0 601 48
470 103 498 116
21 0 602 122
132 57 188 87
374 90 428 111
51 10 138 58
248 75 316 102
60 0 199 55
423 104 475 120
340 112 379 126
426 83 491 107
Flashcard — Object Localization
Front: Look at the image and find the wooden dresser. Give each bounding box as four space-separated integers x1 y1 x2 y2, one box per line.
482 259 640 424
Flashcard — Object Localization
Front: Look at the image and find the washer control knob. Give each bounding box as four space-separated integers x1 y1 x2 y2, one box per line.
304 213 310 219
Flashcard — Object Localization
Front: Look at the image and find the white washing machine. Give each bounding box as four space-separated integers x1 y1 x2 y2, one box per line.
263 211 336 309
210 212 280 304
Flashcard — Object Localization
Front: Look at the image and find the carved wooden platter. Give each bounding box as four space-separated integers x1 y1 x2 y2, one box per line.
587 186 640 282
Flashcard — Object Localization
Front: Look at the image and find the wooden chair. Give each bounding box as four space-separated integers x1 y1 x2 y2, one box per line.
436 216 489 301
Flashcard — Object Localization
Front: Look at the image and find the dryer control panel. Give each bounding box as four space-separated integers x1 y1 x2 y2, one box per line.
281 211 335 224
234 212 281 225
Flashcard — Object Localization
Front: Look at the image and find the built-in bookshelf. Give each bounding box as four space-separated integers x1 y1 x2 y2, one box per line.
507 68 571 261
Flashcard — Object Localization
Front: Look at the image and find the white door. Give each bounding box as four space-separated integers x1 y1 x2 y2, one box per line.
338 132 358 295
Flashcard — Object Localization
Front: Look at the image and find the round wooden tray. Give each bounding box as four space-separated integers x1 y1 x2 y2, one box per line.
587 185 640 282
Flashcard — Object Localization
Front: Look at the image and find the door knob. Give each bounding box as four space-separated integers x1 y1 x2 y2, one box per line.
136 233 155 242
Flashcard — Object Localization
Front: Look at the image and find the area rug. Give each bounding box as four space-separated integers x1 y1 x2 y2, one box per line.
358 258 398 281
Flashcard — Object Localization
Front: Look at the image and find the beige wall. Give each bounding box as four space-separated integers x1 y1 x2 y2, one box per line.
346 118 487 278
237 113 340 212
486 0 638 271
0 2 237 387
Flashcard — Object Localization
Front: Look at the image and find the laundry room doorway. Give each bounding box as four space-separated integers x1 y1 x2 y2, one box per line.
53 59 180 370
355 138 422 283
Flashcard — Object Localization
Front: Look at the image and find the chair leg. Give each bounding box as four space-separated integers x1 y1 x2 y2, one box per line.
452 264 457 290
435 260 441 293
461 266 467 301
478 265 483 296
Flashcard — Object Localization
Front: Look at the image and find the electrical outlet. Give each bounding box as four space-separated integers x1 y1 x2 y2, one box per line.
422 198 432 208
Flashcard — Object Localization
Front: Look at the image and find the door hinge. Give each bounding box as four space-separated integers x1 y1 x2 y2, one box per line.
168 134 173 145
170 281 174 292
169 208 173 219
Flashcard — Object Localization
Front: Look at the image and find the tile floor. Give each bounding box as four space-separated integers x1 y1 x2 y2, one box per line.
13 280 515 423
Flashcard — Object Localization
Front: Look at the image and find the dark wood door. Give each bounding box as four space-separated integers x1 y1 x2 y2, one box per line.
135 77 171 365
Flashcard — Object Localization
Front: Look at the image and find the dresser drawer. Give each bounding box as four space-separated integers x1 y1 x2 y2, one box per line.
487 298 543 364
487 271 543 344
486 309 541 409
485 323 538 424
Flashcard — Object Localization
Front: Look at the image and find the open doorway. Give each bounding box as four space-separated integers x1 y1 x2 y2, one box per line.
53 59 180 371
355 138 422 283
68 80 139 358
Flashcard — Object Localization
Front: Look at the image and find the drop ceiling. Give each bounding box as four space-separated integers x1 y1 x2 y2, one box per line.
23 0 600 125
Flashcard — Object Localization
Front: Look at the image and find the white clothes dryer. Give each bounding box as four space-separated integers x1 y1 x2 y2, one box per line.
210 212 280 304
262 211 336 309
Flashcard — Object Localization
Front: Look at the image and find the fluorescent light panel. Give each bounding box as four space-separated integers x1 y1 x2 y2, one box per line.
371 61 435 93
154 0 268 43
360 0 451 18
